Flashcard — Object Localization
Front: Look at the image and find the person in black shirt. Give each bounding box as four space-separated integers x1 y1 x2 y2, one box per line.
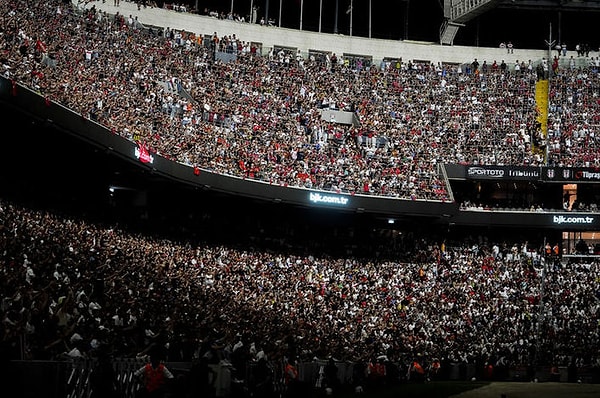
249 357 274 398
471 58 480 74
324 357 340 393
90 349 120 398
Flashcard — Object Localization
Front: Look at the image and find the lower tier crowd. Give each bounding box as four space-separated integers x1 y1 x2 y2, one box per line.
1 196 599 376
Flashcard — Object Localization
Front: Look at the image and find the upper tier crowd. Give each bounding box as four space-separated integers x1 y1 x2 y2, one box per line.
1 197 599 373
2 0 600 202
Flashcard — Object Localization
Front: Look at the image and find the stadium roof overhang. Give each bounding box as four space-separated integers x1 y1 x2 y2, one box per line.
498 0 600 12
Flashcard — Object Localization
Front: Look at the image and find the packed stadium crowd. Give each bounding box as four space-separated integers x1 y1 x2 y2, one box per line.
1 197 599 374
3 0 600 389
2 0 600 203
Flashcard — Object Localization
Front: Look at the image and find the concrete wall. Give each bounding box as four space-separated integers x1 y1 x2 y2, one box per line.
80 1 551 66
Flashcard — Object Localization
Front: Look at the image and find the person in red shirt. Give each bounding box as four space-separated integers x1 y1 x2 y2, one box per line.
408 356 426 382
134 350 175 398
283 357 299 397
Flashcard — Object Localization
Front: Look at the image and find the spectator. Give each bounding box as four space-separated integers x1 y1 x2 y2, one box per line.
134 350 175 398
188 356 217 398
575 238 589 254
283 357 300 398
248 357 273 398
408 356 426 382
323 357 340 393
471 58 479 74
90 348 121 398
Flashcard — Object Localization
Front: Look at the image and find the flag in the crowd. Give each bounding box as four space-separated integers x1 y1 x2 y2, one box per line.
136 141 152 163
